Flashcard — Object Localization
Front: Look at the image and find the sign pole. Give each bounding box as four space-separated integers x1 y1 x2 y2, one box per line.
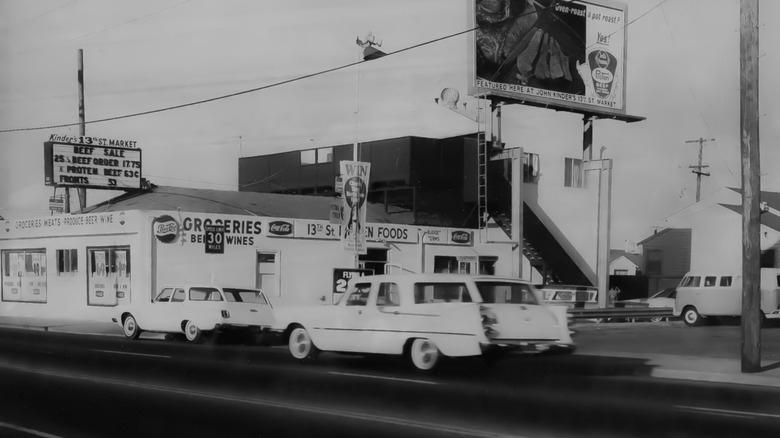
740 0 761 373
77 49 87 212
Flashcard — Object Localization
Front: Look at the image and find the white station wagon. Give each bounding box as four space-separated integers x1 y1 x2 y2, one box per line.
273 274 575 371
114 286 275 343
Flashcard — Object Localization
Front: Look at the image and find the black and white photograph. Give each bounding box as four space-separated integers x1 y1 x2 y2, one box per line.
1 1 780 436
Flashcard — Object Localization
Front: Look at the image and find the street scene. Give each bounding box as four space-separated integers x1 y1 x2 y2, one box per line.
2 0 780 437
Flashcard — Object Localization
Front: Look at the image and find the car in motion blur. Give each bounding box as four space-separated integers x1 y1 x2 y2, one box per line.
273 274 574 371
114 285 275 342
617 287 676 322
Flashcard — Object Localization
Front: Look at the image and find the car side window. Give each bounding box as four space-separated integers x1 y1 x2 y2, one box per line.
345 283 371 306
171 288 186 302
189 287 222 302
704 276 717 287
720 276 732 287
155 288 173 303
413 283 469 303
377 283 400 307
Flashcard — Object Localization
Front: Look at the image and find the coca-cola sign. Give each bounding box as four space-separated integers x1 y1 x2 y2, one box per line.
268 221 293 236
450 230 471 245
153 215 179 243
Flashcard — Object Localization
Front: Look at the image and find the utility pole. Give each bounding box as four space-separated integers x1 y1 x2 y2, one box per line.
77 49 87 212
740 0 761 373
684 137 714 202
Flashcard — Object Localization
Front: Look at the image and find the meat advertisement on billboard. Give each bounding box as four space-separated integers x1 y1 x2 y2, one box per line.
470 0 627 116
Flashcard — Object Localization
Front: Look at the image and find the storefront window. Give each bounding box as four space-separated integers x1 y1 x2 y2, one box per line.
359 248 387 275
256 251 280 298
57 249 78 276
1 249 47 303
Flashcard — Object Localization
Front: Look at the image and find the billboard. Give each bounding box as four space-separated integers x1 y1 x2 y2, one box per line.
469 0 628 116
44 141 142 190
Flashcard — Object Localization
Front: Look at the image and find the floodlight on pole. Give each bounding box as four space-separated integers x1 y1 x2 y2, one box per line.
435 87 478 123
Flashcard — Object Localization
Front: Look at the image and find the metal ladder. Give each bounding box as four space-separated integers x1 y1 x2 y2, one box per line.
476 94 490 230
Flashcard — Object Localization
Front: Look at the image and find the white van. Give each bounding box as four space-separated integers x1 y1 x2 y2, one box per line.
674 268 780 326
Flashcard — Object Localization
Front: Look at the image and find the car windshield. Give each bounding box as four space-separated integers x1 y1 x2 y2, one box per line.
652 288 675 299
223 288 268 304
476 281 539 305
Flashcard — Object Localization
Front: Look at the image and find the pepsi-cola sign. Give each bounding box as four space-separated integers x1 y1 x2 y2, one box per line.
450 230 472 245
268 221 293 237
153 215 179 243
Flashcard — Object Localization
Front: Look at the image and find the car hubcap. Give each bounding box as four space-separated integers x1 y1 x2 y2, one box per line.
685 311 696 324
124 319 135 334
290 329 310 358
412 340 438 370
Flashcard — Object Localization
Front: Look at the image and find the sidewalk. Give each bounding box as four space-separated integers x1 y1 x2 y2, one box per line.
2 316 780 388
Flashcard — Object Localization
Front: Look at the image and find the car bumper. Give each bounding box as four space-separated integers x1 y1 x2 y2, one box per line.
480 340 576 355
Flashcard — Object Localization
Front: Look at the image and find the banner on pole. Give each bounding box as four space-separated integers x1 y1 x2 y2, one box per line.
340 161 370 255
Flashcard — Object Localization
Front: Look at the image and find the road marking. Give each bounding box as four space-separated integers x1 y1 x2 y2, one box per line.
0 420 63 438
328 371 438 385
676 404 780 420
93 349 171 359
0 363 521 438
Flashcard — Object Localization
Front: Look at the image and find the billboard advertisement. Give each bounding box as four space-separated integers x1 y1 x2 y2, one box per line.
469 0 628 116
44 141 142 190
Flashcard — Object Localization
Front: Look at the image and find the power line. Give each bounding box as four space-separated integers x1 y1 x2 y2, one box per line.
0 3 557 134
0 1 663 134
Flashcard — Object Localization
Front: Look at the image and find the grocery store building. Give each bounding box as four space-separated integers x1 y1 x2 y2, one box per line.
0 185 518 322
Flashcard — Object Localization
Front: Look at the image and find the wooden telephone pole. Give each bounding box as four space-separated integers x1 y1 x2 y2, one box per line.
740 0 761 373
684 137 714 202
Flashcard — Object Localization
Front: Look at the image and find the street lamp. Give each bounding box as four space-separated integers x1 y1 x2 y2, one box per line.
353 33 387 161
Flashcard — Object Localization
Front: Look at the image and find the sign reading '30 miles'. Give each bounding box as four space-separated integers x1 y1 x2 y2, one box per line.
44 141 143 190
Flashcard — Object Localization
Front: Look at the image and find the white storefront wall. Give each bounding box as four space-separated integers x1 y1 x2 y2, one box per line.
0 210 515 323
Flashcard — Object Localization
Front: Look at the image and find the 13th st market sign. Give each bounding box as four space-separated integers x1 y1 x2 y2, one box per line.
44 140 142 190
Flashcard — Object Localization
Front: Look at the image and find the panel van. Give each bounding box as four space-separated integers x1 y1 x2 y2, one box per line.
673 269 780 326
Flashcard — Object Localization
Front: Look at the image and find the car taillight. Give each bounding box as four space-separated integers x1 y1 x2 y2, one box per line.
221 310 230 319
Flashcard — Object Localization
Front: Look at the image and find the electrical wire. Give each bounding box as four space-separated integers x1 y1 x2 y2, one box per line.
0 0 666 135
0 2 561 134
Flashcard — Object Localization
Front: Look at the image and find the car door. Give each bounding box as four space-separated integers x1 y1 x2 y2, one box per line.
325 282 373 353
352 281 404 354
143 287 174 331
163 287 187 331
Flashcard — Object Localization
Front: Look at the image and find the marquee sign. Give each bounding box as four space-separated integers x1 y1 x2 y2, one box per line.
44 141 142 190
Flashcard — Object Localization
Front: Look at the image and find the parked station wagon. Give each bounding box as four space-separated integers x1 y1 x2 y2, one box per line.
273 274 575 371
114 286 275 342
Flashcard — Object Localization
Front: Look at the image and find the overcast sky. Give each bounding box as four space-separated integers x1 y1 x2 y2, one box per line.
1 0 778 247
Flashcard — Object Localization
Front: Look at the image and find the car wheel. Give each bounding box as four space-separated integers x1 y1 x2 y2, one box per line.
683 306 703 327
649 316 664 323
184 320 204 343
122 314 141 340
288 326 319 361
407 338 440 371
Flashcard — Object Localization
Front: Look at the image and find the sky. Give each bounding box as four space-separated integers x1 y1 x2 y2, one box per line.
1 0 779 248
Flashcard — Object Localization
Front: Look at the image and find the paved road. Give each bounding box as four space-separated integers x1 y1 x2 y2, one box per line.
1 324 780 437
